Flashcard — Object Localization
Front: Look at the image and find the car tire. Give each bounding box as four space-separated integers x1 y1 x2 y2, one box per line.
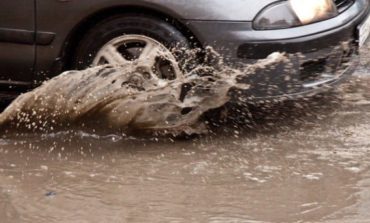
73 14 190 74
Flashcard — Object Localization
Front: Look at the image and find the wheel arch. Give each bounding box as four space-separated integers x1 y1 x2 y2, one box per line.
61 5 202 70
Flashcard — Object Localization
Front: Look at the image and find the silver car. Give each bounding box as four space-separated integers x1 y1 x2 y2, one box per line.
0 0 369 100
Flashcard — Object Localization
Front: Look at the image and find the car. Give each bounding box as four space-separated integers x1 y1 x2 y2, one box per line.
0 0 369 101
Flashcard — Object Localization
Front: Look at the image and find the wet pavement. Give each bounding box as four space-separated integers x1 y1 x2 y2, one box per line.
1 71 370 222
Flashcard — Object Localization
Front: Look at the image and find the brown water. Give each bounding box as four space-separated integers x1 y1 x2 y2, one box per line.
0 50 288 135
1 44 370 222
0 74 369 222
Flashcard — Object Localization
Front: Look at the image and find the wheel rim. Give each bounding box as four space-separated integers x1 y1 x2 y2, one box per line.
92 34 183 82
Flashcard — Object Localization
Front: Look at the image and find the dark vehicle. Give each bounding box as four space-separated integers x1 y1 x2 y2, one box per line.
0 0 369 100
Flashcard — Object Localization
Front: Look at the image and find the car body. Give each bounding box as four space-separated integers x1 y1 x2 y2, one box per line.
0 0 369 100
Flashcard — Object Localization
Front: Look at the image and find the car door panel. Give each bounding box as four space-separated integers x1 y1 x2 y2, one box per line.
0 1 35 83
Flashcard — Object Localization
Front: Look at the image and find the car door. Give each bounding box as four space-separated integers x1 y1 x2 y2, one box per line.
0 1 35 84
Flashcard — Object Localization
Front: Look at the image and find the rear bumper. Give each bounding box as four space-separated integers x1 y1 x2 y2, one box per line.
186 0 370 99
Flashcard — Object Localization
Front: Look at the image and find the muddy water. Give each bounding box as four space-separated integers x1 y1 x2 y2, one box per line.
0 50 287 135
0 44 370 222
0 74 368 222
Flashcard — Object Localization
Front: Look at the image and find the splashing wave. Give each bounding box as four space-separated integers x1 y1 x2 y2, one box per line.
0 50 287 135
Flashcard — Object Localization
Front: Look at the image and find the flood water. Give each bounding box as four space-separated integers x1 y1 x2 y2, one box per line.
1 43 370 222
0 73 368 223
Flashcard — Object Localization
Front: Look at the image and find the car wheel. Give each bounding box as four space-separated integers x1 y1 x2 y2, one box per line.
73 14 190 81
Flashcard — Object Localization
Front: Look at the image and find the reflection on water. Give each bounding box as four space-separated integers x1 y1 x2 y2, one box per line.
0 76 369 222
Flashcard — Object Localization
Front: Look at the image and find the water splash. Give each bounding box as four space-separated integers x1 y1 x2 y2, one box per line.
0 50 287 135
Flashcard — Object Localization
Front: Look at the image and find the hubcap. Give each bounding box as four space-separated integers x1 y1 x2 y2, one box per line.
92 35 182 81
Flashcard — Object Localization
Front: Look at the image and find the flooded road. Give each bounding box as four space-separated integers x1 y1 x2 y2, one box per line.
0 75 370 222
